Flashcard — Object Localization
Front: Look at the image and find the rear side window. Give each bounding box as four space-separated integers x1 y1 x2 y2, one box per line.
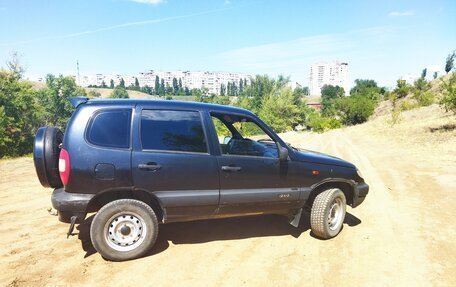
87 109 132 148
141 110 207 153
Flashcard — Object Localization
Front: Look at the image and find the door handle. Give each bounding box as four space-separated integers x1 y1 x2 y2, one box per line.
138 162 161 171
221 165 242 172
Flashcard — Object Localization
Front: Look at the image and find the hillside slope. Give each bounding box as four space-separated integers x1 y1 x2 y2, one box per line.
85 88 159 100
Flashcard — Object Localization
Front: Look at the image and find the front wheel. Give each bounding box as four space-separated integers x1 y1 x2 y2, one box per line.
310 188 346 239
90 199 158 261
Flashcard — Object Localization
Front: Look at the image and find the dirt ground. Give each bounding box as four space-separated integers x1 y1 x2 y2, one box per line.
1 105 455 286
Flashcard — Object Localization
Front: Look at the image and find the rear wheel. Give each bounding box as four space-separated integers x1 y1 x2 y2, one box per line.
310 188 346 239
90 199 158 261
33 126 63 188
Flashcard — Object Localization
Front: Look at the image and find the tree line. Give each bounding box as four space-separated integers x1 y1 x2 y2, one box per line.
88 75 253 98
1 50 455 158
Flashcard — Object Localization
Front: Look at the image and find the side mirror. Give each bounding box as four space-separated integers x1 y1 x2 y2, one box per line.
223 136 232 144
277 143 289 161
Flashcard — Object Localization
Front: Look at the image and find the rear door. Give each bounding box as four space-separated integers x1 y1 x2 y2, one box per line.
132 107 219 222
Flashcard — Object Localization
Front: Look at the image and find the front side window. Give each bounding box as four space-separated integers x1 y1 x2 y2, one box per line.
141 110 207 153
87 109 132 148
211 113 278 158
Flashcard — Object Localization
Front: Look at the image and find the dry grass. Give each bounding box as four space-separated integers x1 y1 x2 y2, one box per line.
86 88 160 100
346 104 456 164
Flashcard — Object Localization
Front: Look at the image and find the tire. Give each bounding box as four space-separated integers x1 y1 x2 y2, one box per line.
310 188 346 239
33 126 64 188
90 199 159 261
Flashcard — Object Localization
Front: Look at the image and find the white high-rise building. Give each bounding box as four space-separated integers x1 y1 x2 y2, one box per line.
309 61 349 96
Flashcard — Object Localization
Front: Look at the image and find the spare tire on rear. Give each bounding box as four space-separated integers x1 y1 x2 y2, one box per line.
33 127 64 188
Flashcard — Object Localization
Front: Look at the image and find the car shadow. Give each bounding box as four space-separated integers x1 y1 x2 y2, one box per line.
76 211 361 259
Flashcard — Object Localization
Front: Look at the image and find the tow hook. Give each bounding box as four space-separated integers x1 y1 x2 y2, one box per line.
67 216 77 238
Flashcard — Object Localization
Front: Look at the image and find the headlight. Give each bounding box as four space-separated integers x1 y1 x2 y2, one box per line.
356 168 364 179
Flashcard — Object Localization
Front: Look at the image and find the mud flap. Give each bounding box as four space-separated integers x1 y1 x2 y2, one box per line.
288 208 302 228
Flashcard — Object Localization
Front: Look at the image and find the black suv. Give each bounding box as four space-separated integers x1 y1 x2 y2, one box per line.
34 98 368 261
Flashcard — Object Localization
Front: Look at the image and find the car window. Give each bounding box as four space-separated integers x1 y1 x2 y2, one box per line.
141 110 207 153
87 109 132 148
211 113 278 158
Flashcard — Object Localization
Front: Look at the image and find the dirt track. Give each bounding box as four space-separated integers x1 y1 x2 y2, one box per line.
1 122 455 286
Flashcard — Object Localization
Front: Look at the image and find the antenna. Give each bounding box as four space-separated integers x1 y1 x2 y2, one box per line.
77 60 80 85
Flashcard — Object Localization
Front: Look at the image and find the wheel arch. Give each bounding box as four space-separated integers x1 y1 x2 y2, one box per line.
87 189 165 222
306 179 355 209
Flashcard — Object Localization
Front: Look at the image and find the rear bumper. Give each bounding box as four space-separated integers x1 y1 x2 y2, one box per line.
51 188 94 223
352 182 369 208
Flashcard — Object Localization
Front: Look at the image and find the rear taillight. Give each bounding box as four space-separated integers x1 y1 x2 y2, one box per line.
59 148 70 186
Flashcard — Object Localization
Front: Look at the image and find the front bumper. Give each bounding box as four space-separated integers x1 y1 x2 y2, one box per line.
352 182 369 208
51 188 95 223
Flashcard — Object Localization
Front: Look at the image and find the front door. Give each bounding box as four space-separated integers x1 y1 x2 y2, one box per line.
209 112 301 215
132 108 219 222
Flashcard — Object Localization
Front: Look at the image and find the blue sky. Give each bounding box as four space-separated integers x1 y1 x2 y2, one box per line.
0 0 455 87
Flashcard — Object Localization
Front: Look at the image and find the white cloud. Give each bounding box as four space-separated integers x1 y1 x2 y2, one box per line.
388 10 415 17
215 27 400 83
0 8 228 46
131 0 165 5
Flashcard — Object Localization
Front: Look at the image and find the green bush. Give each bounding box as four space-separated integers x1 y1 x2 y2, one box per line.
0 70 45 157
415 91 435 106
399 99 419 111
109 87 129 99
306 112 342 133
440 72 456 113
394 79 410 98
335 96 375 125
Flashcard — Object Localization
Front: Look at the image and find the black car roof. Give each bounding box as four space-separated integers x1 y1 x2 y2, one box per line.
81 98 254 116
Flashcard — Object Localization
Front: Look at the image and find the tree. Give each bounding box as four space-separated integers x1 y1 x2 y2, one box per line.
134 77 140 90
159 79 165 96
240 75 288 113
301 86 310 96
239 79 244 94
421 68 427 79
0 67 44 157
165 83 173 95
37 74 86 128
178 78 183 92
321 84 345 116
141 85 153 95
101 80 107 88
220 83 226 96
172 77 179 95
119 78 125 88
192 88 203 102
109 87 129 99
445 51 455 74
350 79 383 102
440 72 456 113
155 76 160 95
110 79 114 89
394 79 409 98
335 96 375 125
259 87 306 132
433 72 438 79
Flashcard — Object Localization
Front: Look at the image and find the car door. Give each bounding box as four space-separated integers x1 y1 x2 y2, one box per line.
209 112 302 215
132 107 219 222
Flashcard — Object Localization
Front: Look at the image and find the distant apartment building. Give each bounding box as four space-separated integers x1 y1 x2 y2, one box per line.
72 70 252 95
309 61 349 96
